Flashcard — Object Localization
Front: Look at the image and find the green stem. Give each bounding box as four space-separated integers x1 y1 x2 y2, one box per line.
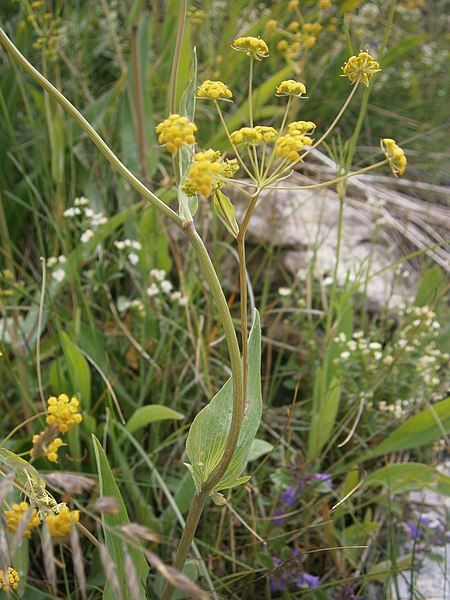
0 28 182 226
248 56 254 127
168 0 187 114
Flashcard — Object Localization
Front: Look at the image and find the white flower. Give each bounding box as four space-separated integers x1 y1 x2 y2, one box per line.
91 212 107 226
278 287 292 297
178 295 188 306
80 229 94 244
150 268 166 281
432 321 441 329
338 333 347 342
114 241 126 250
374 351 382 360
160 280 173 294
340 351 350 359
347 341 357 351
128 253 139 265
63 207 81 217
84 208 95 218
323 276 333 286
369 342 382 350
52 269 66 282
383 355 394 365
47 257 58 267
58 255 67 264
171 291 188 306
130 299 145 311
74 196 89 206
146 284 159 297
353 331 364 339
130 241 142 250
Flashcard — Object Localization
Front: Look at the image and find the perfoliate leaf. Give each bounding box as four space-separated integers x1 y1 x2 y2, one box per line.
186 310 262 493
213 190 239 238
178 48 198 223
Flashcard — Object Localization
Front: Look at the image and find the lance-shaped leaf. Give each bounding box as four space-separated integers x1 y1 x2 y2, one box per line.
213 190 239 238
186 310 262 493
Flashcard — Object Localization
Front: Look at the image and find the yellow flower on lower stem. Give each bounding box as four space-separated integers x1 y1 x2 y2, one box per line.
275 132 313 162
46 393 82 433
341 51 381 86
4 502 41 538
381 138 407 176
276 80 307 97
0 567 20 591
46 506 80 538
231 36 269 60
155 114 197 154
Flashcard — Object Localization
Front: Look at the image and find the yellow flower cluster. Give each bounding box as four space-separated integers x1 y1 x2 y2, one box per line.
303 22 322 36
46 437 64 462
320 0 332 8
184 150 238 197
254 126 278 142
266 19 278 31
381 138 407 176
341 51 381 86
231 127 263 145
288 121 316 134
46 394 83 433
232 36 269 60
276 80 307 97
46 506 80 538
4 502 41 538
197 80 233 100
156 114 197 154
30 431 65 462
275 131 313 162
0 567 20 591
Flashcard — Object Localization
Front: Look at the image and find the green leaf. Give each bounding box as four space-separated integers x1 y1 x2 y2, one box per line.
126 405 184 434
365 463 438 493
369 398 450 457
366 555 413 582
436 472 450 496
60 331 91 409
213 190 239 238
186 310 262 493
92 435 149 599
415 266 446 308
248 438 273 462
307 378 341 461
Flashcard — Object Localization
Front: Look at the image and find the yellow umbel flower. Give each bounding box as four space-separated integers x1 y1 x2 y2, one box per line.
341 51 381 86
46 394 82 433
0 567 20 591
184 150 238 197
46 506 80 538
254 126 278 142
4 502 41 538
155 114 197 154
266 19 278 31
275 132 313 162
287 121 316 134
230 127 263 145
232 36 269 60
276 80 307 97
197 80 233 100
381 138 407 176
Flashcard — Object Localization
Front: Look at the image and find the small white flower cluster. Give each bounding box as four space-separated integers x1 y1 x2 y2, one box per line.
278 287 292 297
146 269 188 306
117 296 145 314
46 255 67 282
114 239 142 265
378 399 410 418
334 332 384 363
63 196 107 244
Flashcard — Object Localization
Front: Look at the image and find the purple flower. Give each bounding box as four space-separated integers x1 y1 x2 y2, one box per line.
297 572 320 588
270 557 287 593
272 506 285 526
312 473 333 487
407 516 431 540
280 485 297 506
